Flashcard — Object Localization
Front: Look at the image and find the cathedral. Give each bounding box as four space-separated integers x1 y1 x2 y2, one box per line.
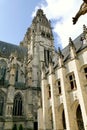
0 9 87 130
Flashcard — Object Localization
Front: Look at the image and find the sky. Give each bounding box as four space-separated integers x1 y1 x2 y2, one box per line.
0 0 87 49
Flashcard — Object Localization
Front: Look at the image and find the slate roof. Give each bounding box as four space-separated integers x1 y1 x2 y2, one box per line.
62 33 87 62
0 33 87 63
0 41 27 61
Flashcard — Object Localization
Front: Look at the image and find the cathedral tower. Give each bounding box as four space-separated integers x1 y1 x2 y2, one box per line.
23 9 54 82
21 9 55 129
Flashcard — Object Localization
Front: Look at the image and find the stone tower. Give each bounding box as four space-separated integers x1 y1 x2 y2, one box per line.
22 9 54 85
21 9 55 129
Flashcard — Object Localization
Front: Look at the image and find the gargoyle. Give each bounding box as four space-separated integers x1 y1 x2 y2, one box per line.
72 0 87 24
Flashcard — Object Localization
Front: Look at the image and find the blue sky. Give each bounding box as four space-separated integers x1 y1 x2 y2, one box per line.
0 0 87 48
0 0 42 45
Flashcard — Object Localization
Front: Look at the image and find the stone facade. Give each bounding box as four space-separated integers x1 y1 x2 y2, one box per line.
38 23 87 130
0 9 87 130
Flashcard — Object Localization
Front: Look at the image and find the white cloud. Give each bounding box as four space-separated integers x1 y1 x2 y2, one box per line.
32 0 87 48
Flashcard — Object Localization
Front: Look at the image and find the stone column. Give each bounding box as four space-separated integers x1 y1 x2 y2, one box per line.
49 62 63 130
69 39 87 129
4 54 17 130
27 64 32 86
59 67 77 130
57 48 76 130
38 108 43 130
41 63 51 130
70 59 87 129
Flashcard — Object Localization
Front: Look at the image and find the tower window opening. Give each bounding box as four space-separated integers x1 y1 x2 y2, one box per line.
15 70 18 82
44 49 50 67
57 80 61 94
48 85 51 98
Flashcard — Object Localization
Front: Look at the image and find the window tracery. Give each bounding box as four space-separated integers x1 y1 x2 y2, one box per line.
69 73 77 90
13 94 23 116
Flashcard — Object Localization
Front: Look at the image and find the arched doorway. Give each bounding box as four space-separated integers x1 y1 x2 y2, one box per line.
62 110 66 129
76 105 84 130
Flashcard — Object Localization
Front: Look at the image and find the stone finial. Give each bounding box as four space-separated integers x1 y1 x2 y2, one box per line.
36 9 43 16
69 37 76 59
58 47 64 58
83 25 87 43
79 25 87 44
83 24 87 33
69 37 75 49
69 37 76 51
58 47 64 67
69 37 73 45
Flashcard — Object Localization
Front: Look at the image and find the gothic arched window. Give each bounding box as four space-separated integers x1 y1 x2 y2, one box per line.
13 94 22 116
76 105 84 130
62 110 66 129
0 95 4 116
